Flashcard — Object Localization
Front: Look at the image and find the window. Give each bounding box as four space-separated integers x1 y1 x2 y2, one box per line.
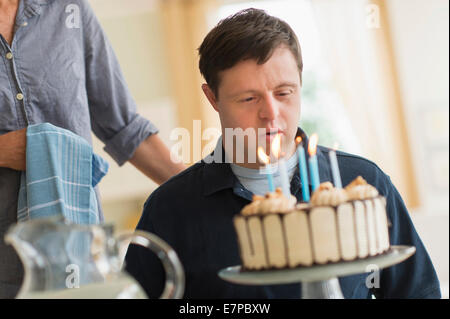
215 0 362 154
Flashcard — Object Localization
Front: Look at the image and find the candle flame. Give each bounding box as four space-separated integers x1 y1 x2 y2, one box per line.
271 133 282 158
257 147 270 165
295 136 302 145
308 133 319 156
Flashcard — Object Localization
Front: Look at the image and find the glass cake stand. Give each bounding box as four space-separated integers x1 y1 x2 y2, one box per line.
218 245 416 299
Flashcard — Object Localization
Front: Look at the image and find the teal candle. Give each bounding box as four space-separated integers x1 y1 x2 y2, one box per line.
309 155 320 191
258 147 275 193
266 166 275 192
308 134 320 191
297 144 310 201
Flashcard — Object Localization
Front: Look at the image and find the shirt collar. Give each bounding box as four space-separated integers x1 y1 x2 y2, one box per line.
17 0 46 21
201 138 237 196
201 127 333 196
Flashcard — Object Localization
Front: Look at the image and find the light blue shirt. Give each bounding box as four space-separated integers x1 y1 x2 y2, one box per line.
231 156 298 196
0 0 158 163
211 137 299 196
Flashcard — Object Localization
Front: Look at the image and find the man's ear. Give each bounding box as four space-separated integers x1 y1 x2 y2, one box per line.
201 84 219 112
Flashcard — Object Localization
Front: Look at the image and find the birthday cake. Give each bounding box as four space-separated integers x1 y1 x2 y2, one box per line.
233 176 391 270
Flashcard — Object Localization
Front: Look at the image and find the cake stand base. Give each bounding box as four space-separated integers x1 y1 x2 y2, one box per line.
302 278 344 299
218 245 415 299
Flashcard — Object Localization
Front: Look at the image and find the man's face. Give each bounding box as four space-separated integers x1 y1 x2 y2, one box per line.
202 45 301 168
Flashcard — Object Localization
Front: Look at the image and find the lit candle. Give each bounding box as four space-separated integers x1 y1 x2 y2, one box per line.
258 147 275 192
329 143 342 188
308 133 320 191
272 134 291 197
296 137 310 202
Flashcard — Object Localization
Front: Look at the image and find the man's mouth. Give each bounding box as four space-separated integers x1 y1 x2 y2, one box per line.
264 129 283 137
260 129 283 145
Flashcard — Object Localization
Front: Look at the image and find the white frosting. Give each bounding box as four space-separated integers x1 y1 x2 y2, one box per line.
240 189 296 216
345 176 379 200
234 176 390 270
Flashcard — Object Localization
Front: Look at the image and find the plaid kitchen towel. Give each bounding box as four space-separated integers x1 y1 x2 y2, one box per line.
17 123 109 224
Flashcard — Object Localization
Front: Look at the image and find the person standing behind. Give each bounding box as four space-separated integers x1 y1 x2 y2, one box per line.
0 0 185 298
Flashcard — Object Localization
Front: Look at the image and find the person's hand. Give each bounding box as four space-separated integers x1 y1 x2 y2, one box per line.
0 128 27 171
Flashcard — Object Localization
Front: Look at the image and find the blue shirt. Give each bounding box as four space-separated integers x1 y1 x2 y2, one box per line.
0 0 158 298
125 128 441 299
0 0 158 161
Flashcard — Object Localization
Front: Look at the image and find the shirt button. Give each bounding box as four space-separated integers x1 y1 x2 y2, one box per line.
16 93 24 101
22 21 28 27
6 52 13 60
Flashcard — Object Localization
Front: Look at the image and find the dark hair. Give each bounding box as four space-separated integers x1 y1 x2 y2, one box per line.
198 8 303 98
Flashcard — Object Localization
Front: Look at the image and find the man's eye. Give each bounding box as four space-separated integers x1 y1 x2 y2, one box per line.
277 91 292 96
240 97 255 102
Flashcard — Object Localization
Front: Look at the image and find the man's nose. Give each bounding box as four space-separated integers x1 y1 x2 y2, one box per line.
259 95 279 121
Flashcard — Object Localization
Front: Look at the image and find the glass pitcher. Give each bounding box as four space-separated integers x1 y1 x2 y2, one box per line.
4 216 184 299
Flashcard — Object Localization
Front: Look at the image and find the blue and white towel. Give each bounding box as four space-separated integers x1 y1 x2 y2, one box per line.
17 123 109 224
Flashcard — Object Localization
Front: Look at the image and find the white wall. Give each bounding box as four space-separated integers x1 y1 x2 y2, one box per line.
386 0 449 297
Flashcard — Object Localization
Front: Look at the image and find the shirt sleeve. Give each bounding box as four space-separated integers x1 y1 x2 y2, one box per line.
377 176 441 299
79 0 159 166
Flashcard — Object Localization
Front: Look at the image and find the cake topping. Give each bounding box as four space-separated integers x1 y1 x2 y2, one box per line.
345 176 366 188
310 182 349 206
345 176 379 200
241 188 296 216
294 202 311 211
317 181 334 191
240 195 264 215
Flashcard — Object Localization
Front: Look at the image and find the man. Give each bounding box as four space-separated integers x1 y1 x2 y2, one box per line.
125 8 441 298
0 0 185 298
